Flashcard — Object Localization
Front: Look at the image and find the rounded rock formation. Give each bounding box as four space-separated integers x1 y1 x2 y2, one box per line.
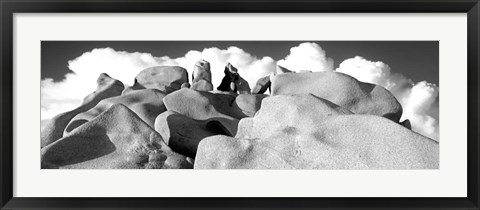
271 71 403 122
195 94 438 169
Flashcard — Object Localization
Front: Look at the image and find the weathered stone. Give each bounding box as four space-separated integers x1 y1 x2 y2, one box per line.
195 94 438 169
191 79 213 92
251 74 271 94
271 71 403 122
192 59 212 83
155 111 232 158
41 73 124 148
41 104 192 169
130 66 189 93
217 63 251 94
163 88 240 135
64 89 167 136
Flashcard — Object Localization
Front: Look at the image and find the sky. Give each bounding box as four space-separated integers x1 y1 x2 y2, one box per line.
41 41 439 140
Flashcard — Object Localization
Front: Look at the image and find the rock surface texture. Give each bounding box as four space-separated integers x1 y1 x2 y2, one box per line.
42 104 192 169
64 89 167 136
41 73 124 148
41 61 438 170
191 59 214 92
217 63 251 94
271 71 403 122
126 66 189 94
195 94 438 169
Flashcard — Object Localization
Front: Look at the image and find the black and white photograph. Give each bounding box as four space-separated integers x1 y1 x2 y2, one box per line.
40 41 439 169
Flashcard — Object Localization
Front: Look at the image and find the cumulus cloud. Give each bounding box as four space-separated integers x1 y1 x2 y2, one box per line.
41 42 439 141
41 48 171 119
277 42 334 72
41 47 276 119
400 82 439 140
336 56 439 140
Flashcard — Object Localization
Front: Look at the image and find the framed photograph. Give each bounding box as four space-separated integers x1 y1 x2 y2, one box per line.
1 0 479 209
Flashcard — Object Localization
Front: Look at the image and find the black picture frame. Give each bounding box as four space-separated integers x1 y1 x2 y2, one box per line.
1 0 479 209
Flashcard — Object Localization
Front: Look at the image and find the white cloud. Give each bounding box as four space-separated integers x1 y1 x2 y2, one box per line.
41 47 275 119
277 42 334 72
41 48 171 119
41 43 439 141
401 82 439 140
336 56 439 140
336 56 392 87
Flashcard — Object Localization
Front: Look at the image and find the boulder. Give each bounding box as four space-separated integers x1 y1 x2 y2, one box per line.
191 79 213 92
154 111 232 158
64 89 167 136
163 88 240 135
231 94 269 117
195 94 439 169
41 73 124 148
271 71 403 122
217 63 251 94
192 59 212 83
129 66 189 94
41 104 192 169
251 74 271 94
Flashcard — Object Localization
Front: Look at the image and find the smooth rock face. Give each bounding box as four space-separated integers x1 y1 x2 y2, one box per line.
191 79 214 92
155 111 232 158
231 94 268 117
163 88 241 135
41 73 124 148
130 66 189 93
271 71 403 122
42 104 192 169
191 60 214 92
251 75 271 94
192 59 212 83
195 94 439 169
64 89 167 136
217 63 251 94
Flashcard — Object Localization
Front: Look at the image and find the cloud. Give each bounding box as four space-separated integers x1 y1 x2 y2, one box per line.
336 56 439 140
41 43 439 141
336 56 392 87
41 48 170 119
41 47 276 119
277 42 334 72
401 82 439 140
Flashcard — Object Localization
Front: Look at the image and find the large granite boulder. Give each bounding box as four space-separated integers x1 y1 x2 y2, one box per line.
191 79 214 92
191 59 213 92
163 88 241 135
41 73 124 148
192 59 212 83
124 66 189 94
251 74 271 94
41 104 192 169
217 63 250 94
64 89 167 136
195 94 438 169
231 94 269 117
271 71 403 122
154 111 232 158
